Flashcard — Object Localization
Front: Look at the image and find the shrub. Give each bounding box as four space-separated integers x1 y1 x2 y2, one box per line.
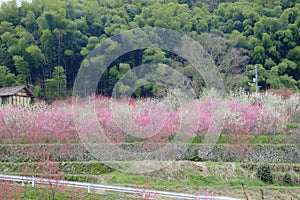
257 165 273 183
283 173 293 185
187 149 202 162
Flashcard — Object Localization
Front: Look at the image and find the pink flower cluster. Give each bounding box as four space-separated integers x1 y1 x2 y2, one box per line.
0 94 290 144
224 100 261 135
0 103 77 144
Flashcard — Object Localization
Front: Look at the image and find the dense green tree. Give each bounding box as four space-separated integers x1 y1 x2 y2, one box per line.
26 45 45 69
249 46 266 64
21 11 38 33
45 66 67 102
0 0 300 100
0 66 16 87
287 46 300 63
13 55 30 84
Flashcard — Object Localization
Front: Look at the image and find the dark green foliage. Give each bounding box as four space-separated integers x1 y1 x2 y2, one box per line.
283 173 293 185
187 149 202 162
257 165 273 183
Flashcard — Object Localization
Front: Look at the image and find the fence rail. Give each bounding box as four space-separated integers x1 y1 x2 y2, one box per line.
0 174 242 200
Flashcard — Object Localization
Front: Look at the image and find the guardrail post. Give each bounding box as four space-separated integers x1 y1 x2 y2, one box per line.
32 176 34 188
88 184 90 193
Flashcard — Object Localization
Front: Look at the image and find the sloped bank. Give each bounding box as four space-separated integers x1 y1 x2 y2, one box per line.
0 144 299 163
0 161 299 199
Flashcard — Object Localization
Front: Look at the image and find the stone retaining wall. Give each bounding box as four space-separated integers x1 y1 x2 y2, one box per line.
0 144 299 163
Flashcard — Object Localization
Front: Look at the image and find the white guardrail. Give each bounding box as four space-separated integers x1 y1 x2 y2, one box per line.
0 174 242 200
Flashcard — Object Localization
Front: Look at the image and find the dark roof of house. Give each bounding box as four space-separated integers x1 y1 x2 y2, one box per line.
0 85 34 97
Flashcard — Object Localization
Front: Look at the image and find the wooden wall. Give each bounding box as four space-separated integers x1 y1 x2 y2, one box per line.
1 95 32 106
12 96 31 106
0 88 33 106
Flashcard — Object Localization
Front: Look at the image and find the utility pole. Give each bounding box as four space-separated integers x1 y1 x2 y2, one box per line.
248 65 259 96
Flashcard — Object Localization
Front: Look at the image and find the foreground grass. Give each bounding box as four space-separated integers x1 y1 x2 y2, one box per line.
1 179 299 200
16 186 300 200
2 184 139 200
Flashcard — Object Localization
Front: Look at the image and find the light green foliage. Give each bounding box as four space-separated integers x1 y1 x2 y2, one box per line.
45 66 67 102
13 55 30 84
0 66 16 87
142 48 168 64
26 45 45 69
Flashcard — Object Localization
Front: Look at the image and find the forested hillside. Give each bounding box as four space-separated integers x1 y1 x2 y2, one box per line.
0 0 299 100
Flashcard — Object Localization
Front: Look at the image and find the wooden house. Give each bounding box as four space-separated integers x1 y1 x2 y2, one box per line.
0 85 34 106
